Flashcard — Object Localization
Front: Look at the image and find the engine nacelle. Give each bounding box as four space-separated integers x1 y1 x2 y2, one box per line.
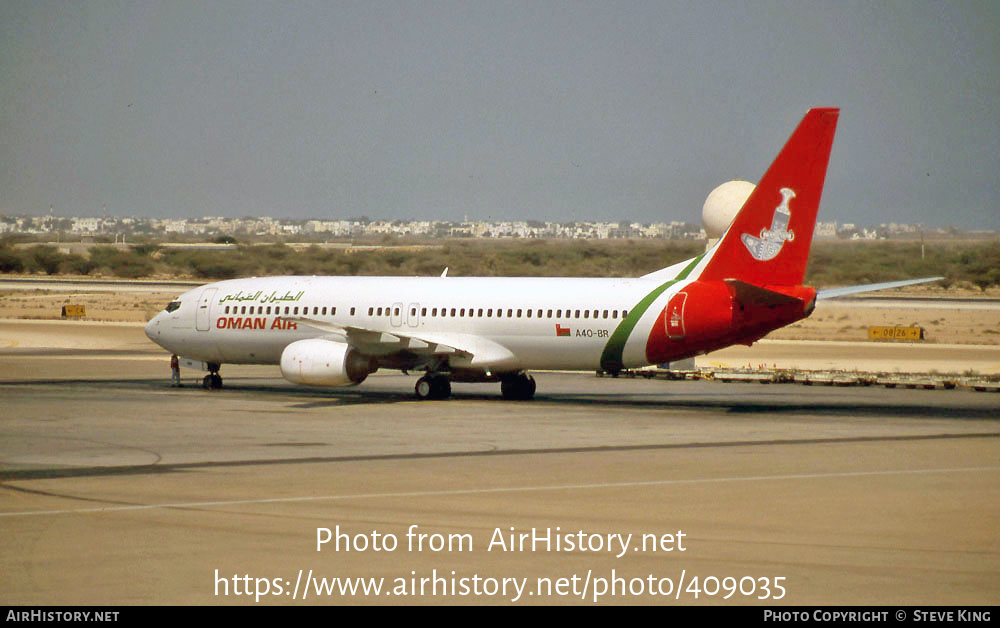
279 339 376 387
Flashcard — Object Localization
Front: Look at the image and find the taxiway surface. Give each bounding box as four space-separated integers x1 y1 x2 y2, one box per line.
0 321 997 605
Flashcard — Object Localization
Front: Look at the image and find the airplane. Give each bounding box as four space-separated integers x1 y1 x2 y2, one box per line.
145 108 939 400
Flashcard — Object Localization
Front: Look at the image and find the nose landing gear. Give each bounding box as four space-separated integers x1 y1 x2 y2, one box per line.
202 363 223 389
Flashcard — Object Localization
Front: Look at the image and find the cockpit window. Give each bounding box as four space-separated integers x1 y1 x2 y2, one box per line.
164 301 181 313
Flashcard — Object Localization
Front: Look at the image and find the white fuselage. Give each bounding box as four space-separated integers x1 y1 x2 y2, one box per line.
144 272 695 374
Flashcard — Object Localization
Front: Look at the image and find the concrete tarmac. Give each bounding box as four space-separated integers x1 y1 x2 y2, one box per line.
0 321 998 605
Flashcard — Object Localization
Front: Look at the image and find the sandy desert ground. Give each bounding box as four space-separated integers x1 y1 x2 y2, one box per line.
771 300 1000 345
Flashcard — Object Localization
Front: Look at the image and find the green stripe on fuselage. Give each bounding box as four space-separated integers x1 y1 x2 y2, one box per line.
599 254 703 373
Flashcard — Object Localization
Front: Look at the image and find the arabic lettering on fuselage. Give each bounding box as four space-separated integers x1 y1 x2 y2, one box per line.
218 290 305 305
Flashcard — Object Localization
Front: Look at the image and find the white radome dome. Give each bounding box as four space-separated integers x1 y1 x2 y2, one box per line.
702 180 755 239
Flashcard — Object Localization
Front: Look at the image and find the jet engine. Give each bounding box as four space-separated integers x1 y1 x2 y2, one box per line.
279 338 376 386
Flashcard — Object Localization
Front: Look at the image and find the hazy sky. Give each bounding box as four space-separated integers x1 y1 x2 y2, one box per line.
2 1 998 229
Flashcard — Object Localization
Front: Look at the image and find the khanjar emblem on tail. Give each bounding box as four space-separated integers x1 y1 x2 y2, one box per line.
741 187 796 261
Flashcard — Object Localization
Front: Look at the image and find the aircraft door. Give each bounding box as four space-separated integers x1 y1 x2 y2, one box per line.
196 288 218 332
407 302 420 327
390 302 403 327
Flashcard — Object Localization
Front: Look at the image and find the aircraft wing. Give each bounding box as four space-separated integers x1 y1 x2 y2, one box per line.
816 277 943 300
283 316 472 358
282 317 522 371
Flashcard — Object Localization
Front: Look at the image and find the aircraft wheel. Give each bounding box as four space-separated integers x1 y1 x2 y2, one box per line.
416 375 451 400
415 376 433 400
523 374 536 399
203 373 223 390
501 373 535 401
430 375 451 400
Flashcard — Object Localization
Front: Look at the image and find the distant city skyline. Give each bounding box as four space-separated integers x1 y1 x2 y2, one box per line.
5 213 981 245
2 2 998 230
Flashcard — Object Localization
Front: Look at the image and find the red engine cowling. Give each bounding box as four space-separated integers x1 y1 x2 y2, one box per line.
645 280 735 364
280 339 376 386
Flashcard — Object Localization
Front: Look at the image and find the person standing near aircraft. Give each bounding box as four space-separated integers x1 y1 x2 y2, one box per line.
170 354 181 387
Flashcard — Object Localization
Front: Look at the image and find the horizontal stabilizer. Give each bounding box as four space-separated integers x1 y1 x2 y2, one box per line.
725 279 803 307
817 277 943 300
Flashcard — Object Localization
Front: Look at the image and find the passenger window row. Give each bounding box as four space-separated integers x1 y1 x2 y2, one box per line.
222 304 629 320
408 307 628 320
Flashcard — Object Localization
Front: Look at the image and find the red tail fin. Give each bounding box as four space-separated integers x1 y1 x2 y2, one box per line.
698 108 839 286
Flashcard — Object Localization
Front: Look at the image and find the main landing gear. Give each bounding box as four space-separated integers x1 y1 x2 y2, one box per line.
202 363 223 390
413 370 536 401
415 373 451 400
500 372 536 401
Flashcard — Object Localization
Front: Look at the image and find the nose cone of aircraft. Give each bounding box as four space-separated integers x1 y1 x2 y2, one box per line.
145 312 162 345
